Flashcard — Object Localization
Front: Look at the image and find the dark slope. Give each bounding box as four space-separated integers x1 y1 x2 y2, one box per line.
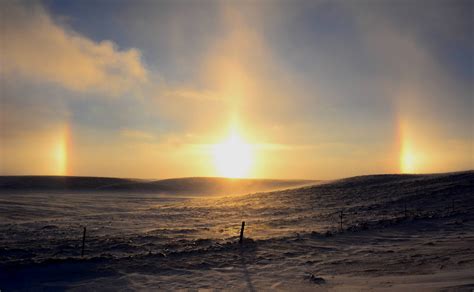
0 176 316 195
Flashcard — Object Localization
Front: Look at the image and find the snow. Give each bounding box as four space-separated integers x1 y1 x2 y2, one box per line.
1 171 473 290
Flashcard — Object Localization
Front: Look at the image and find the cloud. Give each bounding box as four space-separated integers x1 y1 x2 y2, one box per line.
0 1 148 95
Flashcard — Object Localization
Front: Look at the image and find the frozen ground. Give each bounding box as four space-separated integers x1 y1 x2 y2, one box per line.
0 171 473 290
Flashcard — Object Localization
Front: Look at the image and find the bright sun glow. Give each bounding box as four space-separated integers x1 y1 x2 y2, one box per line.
400 133 417 174
52 124 70 176
54 136 67 175
213 132 253 178
401 147 416 173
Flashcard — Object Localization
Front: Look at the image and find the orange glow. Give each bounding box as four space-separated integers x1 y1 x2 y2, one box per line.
397 117 426 174
400 138 416 173
52 123 71 176
398 118 414 174
213 130 253 178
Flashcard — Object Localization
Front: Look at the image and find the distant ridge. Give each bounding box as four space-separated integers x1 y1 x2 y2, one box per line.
0 176 316 196
2 171 471 196
326 170 474 188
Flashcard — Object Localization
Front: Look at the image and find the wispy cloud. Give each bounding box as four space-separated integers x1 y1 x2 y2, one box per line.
0 1 148 95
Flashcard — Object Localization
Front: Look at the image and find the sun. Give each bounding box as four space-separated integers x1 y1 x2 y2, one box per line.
213 132 253 178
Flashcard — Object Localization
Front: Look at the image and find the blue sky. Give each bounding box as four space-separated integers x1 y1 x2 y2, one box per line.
1 0 472 179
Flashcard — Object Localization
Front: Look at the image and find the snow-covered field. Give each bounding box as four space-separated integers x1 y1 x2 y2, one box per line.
1 171 473 290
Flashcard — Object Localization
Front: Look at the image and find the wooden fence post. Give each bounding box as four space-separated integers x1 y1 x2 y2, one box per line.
239 221 245 244
81 226 86 257
339 211 343 232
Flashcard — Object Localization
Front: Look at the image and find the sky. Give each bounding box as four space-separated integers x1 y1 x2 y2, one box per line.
0 0 472 180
